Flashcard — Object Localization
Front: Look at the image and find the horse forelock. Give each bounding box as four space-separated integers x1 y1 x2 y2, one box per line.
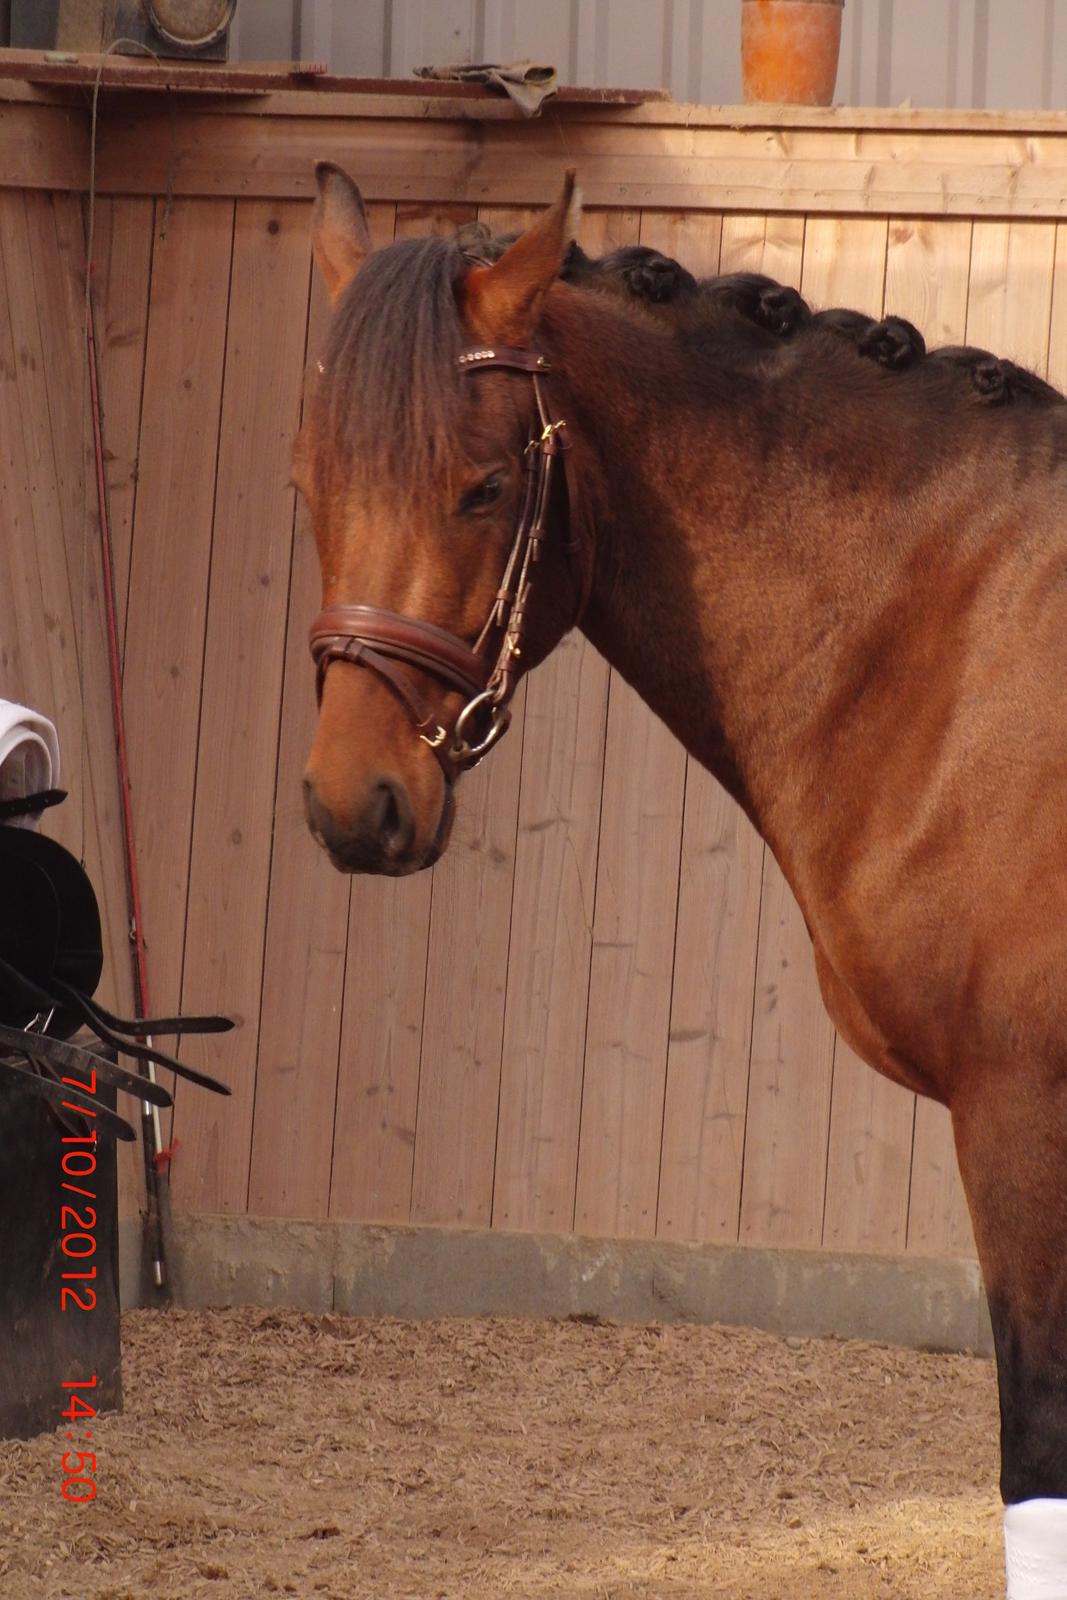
315 234 468 510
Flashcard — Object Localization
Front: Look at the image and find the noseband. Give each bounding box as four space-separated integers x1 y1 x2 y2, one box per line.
308 344 570 779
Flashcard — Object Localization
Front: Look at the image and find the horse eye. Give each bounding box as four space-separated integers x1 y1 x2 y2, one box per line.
459 473 504 515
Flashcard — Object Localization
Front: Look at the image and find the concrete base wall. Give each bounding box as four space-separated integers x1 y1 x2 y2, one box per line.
119 1214 993 1358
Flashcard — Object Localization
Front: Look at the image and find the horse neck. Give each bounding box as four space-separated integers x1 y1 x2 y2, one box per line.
544 293 949 841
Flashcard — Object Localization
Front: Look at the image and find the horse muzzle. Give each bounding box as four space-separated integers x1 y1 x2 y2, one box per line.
303 766 455 876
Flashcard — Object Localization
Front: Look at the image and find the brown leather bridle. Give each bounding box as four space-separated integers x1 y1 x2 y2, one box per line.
308 343 570 779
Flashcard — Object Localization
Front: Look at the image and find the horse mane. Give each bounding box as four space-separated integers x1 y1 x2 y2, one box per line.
317 234 467 507
314 227 1066 504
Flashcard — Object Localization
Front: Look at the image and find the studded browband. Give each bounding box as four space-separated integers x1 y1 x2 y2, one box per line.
308 343 570 778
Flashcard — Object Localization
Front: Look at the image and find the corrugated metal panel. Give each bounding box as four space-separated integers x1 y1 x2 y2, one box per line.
386 0 477 76
0 0 1055 107
229 0 1067 111
480 0 577 78
982 0 1056 111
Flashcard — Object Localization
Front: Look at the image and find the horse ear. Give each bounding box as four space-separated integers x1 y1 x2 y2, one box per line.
461 170 581 342
312 162 373 305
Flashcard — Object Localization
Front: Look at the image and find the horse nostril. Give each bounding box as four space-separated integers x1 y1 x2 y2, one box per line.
370 777 414 861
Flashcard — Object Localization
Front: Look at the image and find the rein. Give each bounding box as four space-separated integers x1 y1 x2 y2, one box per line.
308 343 570 778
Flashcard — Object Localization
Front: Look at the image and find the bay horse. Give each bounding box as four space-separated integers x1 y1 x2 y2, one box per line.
295 164 1067 1596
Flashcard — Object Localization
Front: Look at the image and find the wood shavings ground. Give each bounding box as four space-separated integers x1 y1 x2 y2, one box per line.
0 1308 1002 1598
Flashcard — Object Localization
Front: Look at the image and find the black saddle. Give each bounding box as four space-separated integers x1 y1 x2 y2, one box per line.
0 824 232 1141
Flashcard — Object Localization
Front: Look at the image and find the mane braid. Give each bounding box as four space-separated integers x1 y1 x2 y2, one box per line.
321 235 467 510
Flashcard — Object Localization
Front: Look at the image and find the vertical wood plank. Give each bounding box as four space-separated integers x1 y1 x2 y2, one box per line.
469 202 536 255
1044 222 1067 394
250 203 396 1222
822 1039 913 1252
121 199 234 1025
638 210 723 278
0 195 61 714
882 217 972 346
1 194 90 845
718 213 806 288
409 697 527 1225
657 771 764 1242
245 273 346 1220
966 220 1058 374
0 190 142 1220
59 183 147 1222
171 199 313 1215
738 860 836 1248
575 207 642 261
799 214 889 318
330 867 434 1222
574 671 687 1238
89 196 154 652
17 191 133 1007
493 632 611 1232
908 1099 975 1257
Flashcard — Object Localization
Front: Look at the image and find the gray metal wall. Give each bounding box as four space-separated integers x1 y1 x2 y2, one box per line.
229 0 1067 111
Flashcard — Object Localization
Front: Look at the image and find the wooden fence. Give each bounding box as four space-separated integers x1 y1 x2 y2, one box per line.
11 73 1067 1271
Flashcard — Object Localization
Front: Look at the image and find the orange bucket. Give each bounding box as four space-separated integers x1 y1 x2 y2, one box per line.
741 0 844 106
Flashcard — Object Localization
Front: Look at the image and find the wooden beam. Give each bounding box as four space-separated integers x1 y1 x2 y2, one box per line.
76 107 1067 218
0 52 663 102
10 69 1067 130
7 79 1067 221
0 97 86 189
8 96 1062 219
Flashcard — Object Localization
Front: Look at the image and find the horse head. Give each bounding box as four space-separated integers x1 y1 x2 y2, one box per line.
294 166 586 874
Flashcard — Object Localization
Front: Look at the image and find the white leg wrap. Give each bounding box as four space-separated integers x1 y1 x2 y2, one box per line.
1005 1500 1067 1599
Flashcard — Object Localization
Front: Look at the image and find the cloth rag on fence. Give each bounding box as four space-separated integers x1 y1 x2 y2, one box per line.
414 61 557 116
0 700 60 828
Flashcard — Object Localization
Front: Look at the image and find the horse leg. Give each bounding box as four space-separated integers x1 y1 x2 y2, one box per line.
952 1059 1067 1597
